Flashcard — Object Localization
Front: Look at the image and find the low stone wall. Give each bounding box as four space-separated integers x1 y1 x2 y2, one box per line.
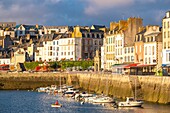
0 72 170 104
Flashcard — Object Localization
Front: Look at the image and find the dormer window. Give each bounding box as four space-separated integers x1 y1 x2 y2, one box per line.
87 34 90 38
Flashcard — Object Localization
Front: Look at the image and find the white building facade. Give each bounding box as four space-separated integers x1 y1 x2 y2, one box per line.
58 37 82 61
162 11 170 65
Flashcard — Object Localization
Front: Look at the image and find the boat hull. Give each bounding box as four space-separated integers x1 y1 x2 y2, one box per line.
51 104 62 108
118 101 143 107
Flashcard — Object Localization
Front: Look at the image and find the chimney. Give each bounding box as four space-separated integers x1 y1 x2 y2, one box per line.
36 24 38 28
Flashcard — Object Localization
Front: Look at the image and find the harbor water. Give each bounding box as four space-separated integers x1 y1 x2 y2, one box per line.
0 90 170 113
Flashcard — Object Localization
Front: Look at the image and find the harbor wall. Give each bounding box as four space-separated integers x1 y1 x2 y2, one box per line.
0 72 170 104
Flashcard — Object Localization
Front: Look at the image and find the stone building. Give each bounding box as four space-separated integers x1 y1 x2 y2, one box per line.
103 17 143 70
72 25 104 60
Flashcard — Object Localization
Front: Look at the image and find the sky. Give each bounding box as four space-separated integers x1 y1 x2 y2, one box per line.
0 0 169 27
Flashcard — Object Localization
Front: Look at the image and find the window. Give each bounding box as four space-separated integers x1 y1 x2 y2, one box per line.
50 46 52 50
168 41 170 49
164 32 166 38
149 57 151 64
128 56 130 61
87 34 90 37
164 42 166 49
131 47 134 53
145 47 147 55
97 34 99 38
50 52 52 56
20 31 22 34
166 53 170 62
82 33 85 37
131 56 134 61
92 34 95 38
152 46 154 55
125 48 127 54
128 48 130 53
145 58 147 64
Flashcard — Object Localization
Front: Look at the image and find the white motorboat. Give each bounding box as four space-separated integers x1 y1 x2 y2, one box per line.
84 96 97 103
37 87 50 92
80 92 93 97
51 104 62 108
118 97 143 107
93 96 114 103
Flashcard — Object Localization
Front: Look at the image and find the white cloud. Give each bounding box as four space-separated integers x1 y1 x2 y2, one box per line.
0 3 46 24
84 0 159 15
45 0 61 4
84 0 134 15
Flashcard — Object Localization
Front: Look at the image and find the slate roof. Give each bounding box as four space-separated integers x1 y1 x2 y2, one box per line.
92 25 106 30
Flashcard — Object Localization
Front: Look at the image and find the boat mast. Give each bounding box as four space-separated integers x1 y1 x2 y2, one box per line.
60 74 61 90
135 79 136 100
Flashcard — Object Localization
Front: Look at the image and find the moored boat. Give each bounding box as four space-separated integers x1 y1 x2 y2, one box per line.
118 97 143 107
51 104 62 108
93 96 115 103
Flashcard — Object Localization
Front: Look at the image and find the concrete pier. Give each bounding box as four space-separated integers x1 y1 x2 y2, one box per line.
0 72 170 104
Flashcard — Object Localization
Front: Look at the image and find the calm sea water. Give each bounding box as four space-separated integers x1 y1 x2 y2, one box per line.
0 90 170 113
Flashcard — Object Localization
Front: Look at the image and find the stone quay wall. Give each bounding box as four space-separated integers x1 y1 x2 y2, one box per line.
0 72 170 104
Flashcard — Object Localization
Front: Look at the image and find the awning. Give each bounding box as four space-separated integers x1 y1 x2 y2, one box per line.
111 64 128 68
131 64 156 68
0 64 9 67
162 64 170 67
124 63 140 69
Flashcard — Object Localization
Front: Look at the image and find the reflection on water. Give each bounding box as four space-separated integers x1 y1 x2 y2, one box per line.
0 90 170 113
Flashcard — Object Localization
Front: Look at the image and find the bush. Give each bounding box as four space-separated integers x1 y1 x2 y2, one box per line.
24 60 94 71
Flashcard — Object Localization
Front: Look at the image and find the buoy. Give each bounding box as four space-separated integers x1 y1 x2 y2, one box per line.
80 101 84 105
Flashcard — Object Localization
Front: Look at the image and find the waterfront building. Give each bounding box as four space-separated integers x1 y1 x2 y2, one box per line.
0 58 10 65
58 37 82 61
124 46 134 63
11 48 26 67
72 25 104 59
3 27 15 38
0 35 13 49
134 28 146 64
45 26 73 34
162 11 170 66
0 22 16 28
53 36 60 61
143 25 162 69
26 44 34 61
15 24 44 38
34 34 53 62
103 17 143 71
104 31 116 70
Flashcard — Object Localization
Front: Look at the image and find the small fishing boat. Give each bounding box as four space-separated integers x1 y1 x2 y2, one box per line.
51 104 62 108
93 96 115 103
118 97 143 107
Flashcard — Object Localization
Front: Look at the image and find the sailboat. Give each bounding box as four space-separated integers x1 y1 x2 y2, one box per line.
118 79 143 107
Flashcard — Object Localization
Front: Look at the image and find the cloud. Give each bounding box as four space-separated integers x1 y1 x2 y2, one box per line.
45 0 61 4
84 0 134 15
0 3 46 24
